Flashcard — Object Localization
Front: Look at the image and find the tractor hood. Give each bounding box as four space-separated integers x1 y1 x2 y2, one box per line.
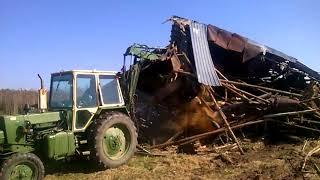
0 112 61 125
0 112 62 148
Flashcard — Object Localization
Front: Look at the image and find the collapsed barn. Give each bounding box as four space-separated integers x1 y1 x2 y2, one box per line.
120 16 320 154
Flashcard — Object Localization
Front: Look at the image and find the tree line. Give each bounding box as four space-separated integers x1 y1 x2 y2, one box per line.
0 89 38 115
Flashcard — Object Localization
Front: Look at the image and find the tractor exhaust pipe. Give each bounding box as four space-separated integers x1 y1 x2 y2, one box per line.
37 74 47 113
38 74 44 89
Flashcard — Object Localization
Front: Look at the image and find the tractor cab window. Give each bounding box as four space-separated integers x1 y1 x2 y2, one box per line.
99 75 122 105
50 74 73 108
76 75 97 108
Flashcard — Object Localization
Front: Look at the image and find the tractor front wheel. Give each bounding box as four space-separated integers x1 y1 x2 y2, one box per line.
90 112 137 168
0 153 44 180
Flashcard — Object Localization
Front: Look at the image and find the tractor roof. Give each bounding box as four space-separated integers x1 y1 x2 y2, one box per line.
51 70 118 75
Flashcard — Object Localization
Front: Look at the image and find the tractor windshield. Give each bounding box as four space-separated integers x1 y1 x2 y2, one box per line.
50 74 73 108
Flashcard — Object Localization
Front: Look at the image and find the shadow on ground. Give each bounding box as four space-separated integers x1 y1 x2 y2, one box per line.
45 158 103 175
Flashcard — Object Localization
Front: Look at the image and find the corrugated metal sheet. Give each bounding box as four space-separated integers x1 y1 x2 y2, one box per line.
190 22 221 86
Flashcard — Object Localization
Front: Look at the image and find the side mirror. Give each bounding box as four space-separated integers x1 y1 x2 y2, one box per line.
38 74 48 112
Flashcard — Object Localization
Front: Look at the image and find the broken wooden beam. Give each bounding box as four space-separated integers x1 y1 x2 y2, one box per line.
221 79 303 97
151 120 267 150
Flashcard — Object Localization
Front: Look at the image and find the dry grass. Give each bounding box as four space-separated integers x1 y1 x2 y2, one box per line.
44 140 320 180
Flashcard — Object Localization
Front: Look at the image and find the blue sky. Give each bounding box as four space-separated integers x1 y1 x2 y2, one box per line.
1 0 319 89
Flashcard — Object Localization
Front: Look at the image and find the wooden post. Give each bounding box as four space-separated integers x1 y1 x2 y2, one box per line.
208 86 245 154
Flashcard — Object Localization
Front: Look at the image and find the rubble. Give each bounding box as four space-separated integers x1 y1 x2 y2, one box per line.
120 16 320 158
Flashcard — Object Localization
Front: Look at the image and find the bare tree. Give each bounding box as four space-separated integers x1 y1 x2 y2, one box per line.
0 89 38 115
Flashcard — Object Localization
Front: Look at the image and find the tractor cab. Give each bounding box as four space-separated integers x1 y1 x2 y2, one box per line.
49 70 125 131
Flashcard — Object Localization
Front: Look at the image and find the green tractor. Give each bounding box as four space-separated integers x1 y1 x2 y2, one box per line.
0 70 138 179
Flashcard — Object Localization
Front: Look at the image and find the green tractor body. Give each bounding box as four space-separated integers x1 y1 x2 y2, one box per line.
0 70 138 179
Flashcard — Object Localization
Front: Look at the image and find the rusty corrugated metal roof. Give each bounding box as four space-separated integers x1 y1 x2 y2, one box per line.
206 24 320 81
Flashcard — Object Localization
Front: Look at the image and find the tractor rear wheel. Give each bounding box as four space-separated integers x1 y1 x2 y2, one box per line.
90 112 137 168
0 153 44 180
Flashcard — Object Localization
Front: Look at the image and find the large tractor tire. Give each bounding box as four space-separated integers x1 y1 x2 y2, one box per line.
0 153 44 180
90 112 137 168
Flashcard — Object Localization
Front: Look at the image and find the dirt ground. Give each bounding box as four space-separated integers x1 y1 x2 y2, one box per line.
43 137 320 180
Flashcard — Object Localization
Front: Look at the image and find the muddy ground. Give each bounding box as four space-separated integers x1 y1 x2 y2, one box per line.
44 137 320 180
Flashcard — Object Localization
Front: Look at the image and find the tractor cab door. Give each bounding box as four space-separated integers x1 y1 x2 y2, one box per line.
74 74 98 130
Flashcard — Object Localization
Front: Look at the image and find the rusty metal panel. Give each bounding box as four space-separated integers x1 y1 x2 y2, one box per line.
190 22 221 86
243 40 265 63
208 25 247 53
207 25 262 62
229 33 246 52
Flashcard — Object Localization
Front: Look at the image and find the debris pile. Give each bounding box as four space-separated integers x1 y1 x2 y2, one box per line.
120 16 320 154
